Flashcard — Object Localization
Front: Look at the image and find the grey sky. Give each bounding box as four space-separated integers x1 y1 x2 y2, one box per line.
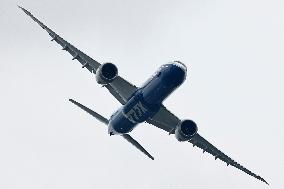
0 0 283 188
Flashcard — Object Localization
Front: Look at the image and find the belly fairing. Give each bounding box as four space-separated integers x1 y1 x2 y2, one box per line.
122 94 154 123
108 109 135 134
109 92 159 134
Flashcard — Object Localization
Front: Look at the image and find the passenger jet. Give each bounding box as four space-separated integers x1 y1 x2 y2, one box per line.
19 6 268 184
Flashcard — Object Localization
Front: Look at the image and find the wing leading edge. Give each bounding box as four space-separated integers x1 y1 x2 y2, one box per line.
147 109 268 185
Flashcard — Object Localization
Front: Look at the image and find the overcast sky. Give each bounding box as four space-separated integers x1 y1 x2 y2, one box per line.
0 0 283 188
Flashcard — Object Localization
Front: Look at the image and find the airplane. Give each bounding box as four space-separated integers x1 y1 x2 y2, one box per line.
18 6 268 185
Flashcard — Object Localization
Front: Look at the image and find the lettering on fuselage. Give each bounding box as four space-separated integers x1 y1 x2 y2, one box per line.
123 101 148 124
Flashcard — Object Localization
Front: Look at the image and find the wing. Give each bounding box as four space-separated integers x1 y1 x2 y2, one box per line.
147 105 180 133
189 134 268 184
19 6 137 104
105 77 137 104
18 6 100 73
147 107 268 185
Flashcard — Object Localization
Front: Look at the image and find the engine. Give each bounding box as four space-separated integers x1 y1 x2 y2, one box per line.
175 120 198 142
96 63 118 85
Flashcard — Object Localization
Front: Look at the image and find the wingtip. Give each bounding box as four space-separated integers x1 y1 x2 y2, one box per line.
263 180 269 185
17 5 25 11
146 151 155 160
263 179 269 185
257 175 269 185
146 153 154 160
17 5 31 15
69 99 75 103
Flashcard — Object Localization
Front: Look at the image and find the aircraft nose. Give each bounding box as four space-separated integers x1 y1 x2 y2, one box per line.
172 61 187 83
173 61 187 73
163 61 187 87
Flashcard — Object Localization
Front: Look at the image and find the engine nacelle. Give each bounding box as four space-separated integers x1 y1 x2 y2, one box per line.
96 63 118 85
175 120 198 142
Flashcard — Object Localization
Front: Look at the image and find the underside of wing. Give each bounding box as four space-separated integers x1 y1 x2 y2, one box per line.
147 106 268 184
189 133 268 184
19 6 100 73
147 105 180 132
19 6 137 104
105 76 138 105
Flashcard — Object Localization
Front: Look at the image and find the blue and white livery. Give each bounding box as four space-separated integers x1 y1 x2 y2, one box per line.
19 6 268 185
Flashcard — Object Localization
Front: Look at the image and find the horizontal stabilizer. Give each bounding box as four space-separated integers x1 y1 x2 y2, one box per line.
123 134 154 160
69 99 109 125
69 99 154 160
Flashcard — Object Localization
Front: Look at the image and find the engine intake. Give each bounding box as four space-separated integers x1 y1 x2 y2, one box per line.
175 120 198 142
96 63 118 85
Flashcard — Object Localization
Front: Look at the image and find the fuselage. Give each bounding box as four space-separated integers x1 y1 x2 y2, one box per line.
108 61 187 135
